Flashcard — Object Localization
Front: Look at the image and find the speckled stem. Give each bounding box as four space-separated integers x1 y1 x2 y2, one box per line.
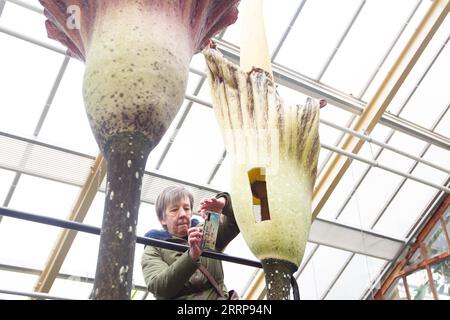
93 133 151 300
261 259 297 300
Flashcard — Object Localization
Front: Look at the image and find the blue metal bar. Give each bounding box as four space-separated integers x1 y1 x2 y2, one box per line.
0 206 263 269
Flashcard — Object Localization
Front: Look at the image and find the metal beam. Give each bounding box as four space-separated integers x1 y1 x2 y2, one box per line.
321 254 353 299
312 0 450 219
3 0 450 300
321 142 450 193
0 25 68 55
342 109 448 227
0 130 95 159
166 95 450 189
321 118 450 174
381 112 449 150
1 2 447 152
215 39 450 151
5 0 42 14
0 130 222 194
34 56 71 136
309 217 405 260
0 206 263 268
0 198 407 296
33 155 106 293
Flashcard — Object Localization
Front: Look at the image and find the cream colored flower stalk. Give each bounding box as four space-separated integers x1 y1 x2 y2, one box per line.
39 0 239 300
204 0 323 300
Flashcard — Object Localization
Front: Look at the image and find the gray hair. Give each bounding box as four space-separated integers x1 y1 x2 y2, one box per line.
155 186 194 226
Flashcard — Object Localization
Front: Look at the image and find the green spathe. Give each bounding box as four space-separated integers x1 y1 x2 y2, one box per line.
204 47 321 268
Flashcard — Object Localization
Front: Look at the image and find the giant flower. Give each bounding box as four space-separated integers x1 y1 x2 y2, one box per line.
203 0 324 300
39 0 239 299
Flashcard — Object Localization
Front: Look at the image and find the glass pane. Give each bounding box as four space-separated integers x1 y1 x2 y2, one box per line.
361 0 430 103
325 254 386 300
222 0 301 54
431 259 450 300
380 132 427 172
444 207 450 240
130 289 147 301
384 277 408 300
49 278 93 300
319 104 358 146
0 32 64 136
407 248 422 267
0 169 16 203
434 108 450 138
398 17 450 129
337 167 403 230
423 221 449 259
145 101 190 171
297 245 352 299
373 180 436 239
222 234 259 297
419 145 450 182
209 154 231 192
406 268 434 300
274 0 363 79
38 58 99 156
321 0 421 97
158 104 225 185
0 1 63 50
276 85 309 107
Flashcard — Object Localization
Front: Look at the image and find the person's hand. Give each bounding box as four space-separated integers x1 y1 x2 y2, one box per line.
188 226 203 262
198 197 226 222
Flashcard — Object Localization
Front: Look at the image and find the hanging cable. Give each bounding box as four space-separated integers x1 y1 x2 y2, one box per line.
350 164 376 300
311 257 320 299
291 274 300 300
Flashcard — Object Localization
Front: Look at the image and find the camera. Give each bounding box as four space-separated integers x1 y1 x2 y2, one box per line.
201 211 220 250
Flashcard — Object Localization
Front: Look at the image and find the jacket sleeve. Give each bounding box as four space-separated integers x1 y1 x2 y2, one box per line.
215 192 240 252
141 246 200 298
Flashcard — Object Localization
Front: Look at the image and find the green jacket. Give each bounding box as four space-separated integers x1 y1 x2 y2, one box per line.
141 193 240 300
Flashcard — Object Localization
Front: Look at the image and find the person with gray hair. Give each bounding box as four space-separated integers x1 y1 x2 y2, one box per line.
141 186 240 299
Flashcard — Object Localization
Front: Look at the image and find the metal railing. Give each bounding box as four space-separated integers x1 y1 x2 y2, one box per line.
0 206 262 269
